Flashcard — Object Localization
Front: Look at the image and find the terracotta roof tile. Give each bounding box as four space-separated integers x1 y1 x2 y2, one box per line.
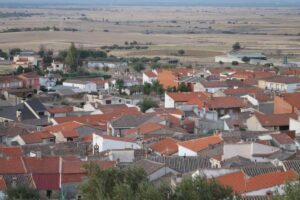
124 123 165 135
271 133 294 145
24 156 60 174
0 146 23 157
167 92 209 102
280 92 300 109
0 158 26 174
32 174 60 190
0 176 6 190
178 135 223 153
217 170 298 194
144 71 157 78
207 96 245 109
149 138 178 156
47 106 73 114
256 113 297 127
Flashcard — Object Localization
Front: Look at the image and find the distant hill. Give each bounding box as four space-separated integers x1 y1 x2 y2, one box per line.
1 0 300 7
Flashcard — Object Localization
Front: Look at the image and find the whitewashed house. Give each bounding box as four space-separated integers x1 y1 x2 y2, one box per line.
92 134 140 154
143 70 158 84
47 61 65 72
63 80 97 93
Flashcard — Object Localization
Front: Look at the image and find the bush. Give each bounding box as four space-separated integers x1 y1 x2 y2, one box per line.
232 61 239 66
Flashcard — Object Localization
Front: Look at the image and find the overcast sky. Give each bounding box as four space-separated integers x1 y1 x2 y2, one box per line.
0 0 299 6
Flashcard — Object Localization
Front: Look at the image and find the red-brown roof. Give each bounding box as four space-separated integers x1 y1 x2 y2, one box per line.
124 123 165 135
200 81 228 88
216 170 298 194
0 158 26 174
144 71 157 78
207 96 245 109
178 135 223 153
0 176 6 190
47 106 73 114
21 131 54 144
167 92 209 102
280 92 300 109
23 156 60 174
32 174 60 190
149 138 178 156
256 113 298 127
99 135 136 143
271 133 294 145
0 146 23 157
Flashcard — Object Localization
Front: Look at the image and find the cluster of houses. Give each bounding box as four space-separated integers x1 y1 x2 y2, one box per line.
0 49 300 199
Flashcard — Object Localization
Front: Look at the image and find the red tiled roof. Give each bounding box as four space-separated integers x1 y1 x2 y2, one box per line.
280 92 300 109
167 92 209 102
0 146 23 157
32 174 60 190
99 135 136 143
200 81 228 88
256 113 297 127
24 156 60 174
207 96 245 109
124 123 165 135
178 135 223 153
0 158 26 174
216 170 298 194
149 138 178 156
21 131 54 144
47 106 73 114
144 71 157 78
271 133 294 145
0 176 6 190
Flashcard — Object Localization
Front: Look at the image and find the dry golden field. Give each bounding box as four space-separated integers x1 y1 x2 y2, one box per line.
0 6 299 63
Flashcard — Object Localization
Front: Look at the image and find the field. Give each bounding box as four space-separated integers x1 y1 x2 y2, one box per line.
0 6 299 64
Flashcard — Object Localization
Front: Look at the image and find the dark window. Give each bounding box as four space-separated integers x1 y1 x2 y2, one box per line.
46 190 52 198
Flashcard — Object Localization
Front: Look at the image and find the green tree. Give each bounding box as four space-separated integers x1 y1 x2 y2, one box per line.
242 56 250 63
232 42 241 51
0 49 8 59
275 180 300 200
232 61 239 66
115 79 125 94
138 97 158 112
178 83 189 92
103 66 110 72
16 66 24 74
178 49 185 56
132 61 145 72
6 185 40 200
9 48 21 56
65 42 78 72
173 177 235 200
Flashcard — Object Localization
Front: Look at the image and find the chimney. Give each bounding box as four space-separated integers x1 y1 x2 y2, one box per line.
12 176 17 188
16 109 22 121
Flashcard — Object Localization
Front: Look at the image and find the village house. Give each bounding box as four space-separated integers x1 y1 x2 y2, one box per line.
177 135 223 157
47 60 65 72
12 51 39 68
92 134 141 154
157 68 193 89
131 159 178 181
271 133 297 151
0 76 23 89
215 170 298 196
149 137 179 156
246 113 297 131
223 142 280 162
142 70 158 84
194 81 229 93
17 72 40 90
258 76 300 93
63 79 97 93
274 92 300 114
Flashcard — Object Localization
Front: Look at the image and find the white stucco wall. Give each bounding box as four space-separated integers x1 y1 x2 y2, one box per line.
178 145 197 156
164 93 175 108
92 134 141 154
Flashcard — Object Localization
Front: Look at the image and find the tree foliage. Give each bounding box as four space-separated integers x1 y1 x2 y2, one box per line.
138 97 158 112
6 185 40 200
232 42 241 51
80 163 235 200
132 61 145 72
275 180 300 200
178 49 185 56
178 83 189 92
115 79 125 94
65 42 78 72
